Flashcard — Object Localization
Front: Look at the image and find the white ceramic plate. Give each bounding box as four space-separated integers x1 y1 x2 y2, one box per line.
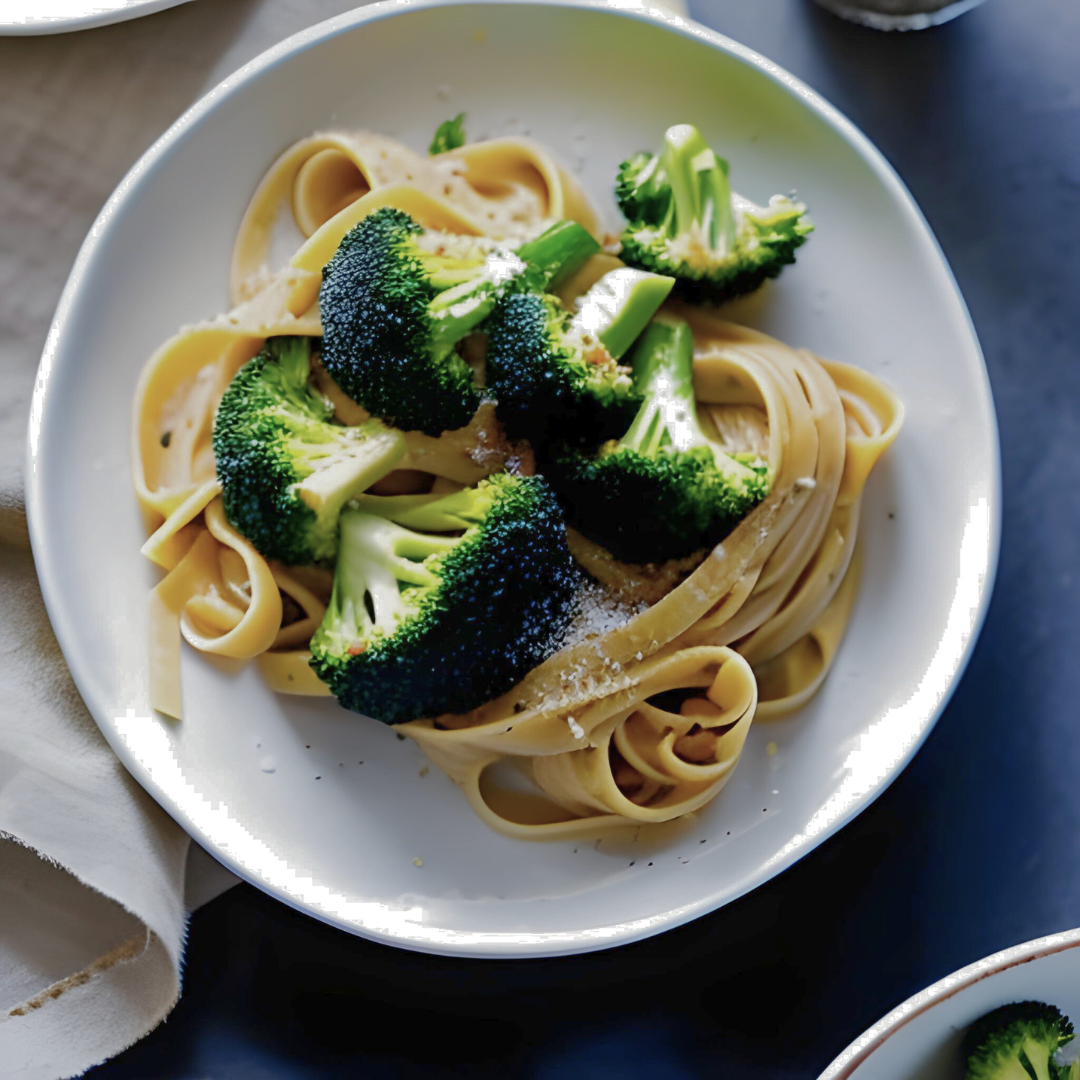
26 0 999 957
821 929 1080 1079
0 0 192 35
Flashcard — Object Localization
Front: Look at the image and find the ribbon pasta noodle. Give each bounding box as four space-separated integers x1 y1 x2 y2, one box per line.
131 128 902 840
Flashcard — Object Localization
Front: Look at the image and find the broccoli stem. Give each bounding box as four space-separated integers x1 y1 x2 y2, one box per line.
334 513 455 635
421 253 492 290
620 317 761 485
293 424 406 516
661 124 735 254
258 338 409 518
428 220 600 355
353 485 493 531
277 336 312 386
515 220 600 292
569 267 675 360
620 319 699 456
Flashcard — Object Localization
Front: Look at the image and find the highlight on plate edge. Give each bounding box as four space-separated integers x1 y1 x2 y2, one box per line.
130 114 903 840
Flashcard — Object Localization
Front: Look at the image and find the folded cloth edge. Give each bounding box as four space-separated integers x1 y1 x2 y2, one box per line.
0 526 220 1078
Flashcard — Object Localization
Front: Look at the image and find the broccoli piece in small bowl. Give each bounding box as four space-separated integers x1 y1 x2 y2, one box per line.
319 207 599 438
547 316 769 565
963 1001 1077 1080
616 123 812 304
212 336 406 566
485 266 674 447
309 473 580 723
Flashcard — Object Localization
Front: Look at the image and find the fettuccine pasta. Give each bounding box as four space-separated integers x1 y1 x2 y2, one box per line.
131 126 902 840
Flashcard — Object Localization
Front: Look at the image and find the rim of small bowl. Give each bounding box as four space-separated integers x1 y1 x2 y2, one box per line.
819 929 1080 1079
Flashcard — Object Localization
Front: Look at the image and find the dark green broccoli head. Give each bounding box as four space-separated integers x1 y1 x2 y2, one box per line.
616 150 671 224
546 317 769 564
551 443 766 565
963 1002 1075 1080
308 472 581 723
485 290 640 448
485 265 673 448
212 336 405 566
616 123 813 304
319 208 487 437
319 207 599 438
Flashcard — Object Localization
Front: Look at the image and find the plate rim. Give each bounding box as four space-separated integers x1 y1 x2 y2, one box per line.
0 0 193 36
24 0 1003 957
818 928 1080 1079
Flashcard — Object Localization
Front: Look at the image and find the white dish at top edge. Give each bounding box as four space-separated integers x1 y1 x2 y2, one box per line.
0 0 192 35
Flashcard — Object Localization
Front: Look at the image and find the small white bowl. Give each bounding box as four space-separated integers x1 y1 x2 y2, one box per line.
821 929 1080 1079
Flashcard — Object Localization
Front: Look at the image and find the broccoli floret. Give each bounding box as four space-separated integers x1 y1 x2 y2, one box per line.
429 112 466 154
309 473 580 723
319 208 599 437
213 336 406 565
485 266 674 447
616 123 813 304
963 1001 1075 1080
547 316 769 564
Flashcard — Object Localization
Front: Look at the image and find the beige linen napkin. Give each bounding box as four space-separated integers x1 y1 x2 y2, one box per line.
0 524 190 1076
0 485 242 1080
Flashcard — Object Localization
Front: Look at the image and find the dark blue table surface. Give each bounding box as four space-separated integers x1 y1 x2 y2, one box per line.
88 0 1080 1076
